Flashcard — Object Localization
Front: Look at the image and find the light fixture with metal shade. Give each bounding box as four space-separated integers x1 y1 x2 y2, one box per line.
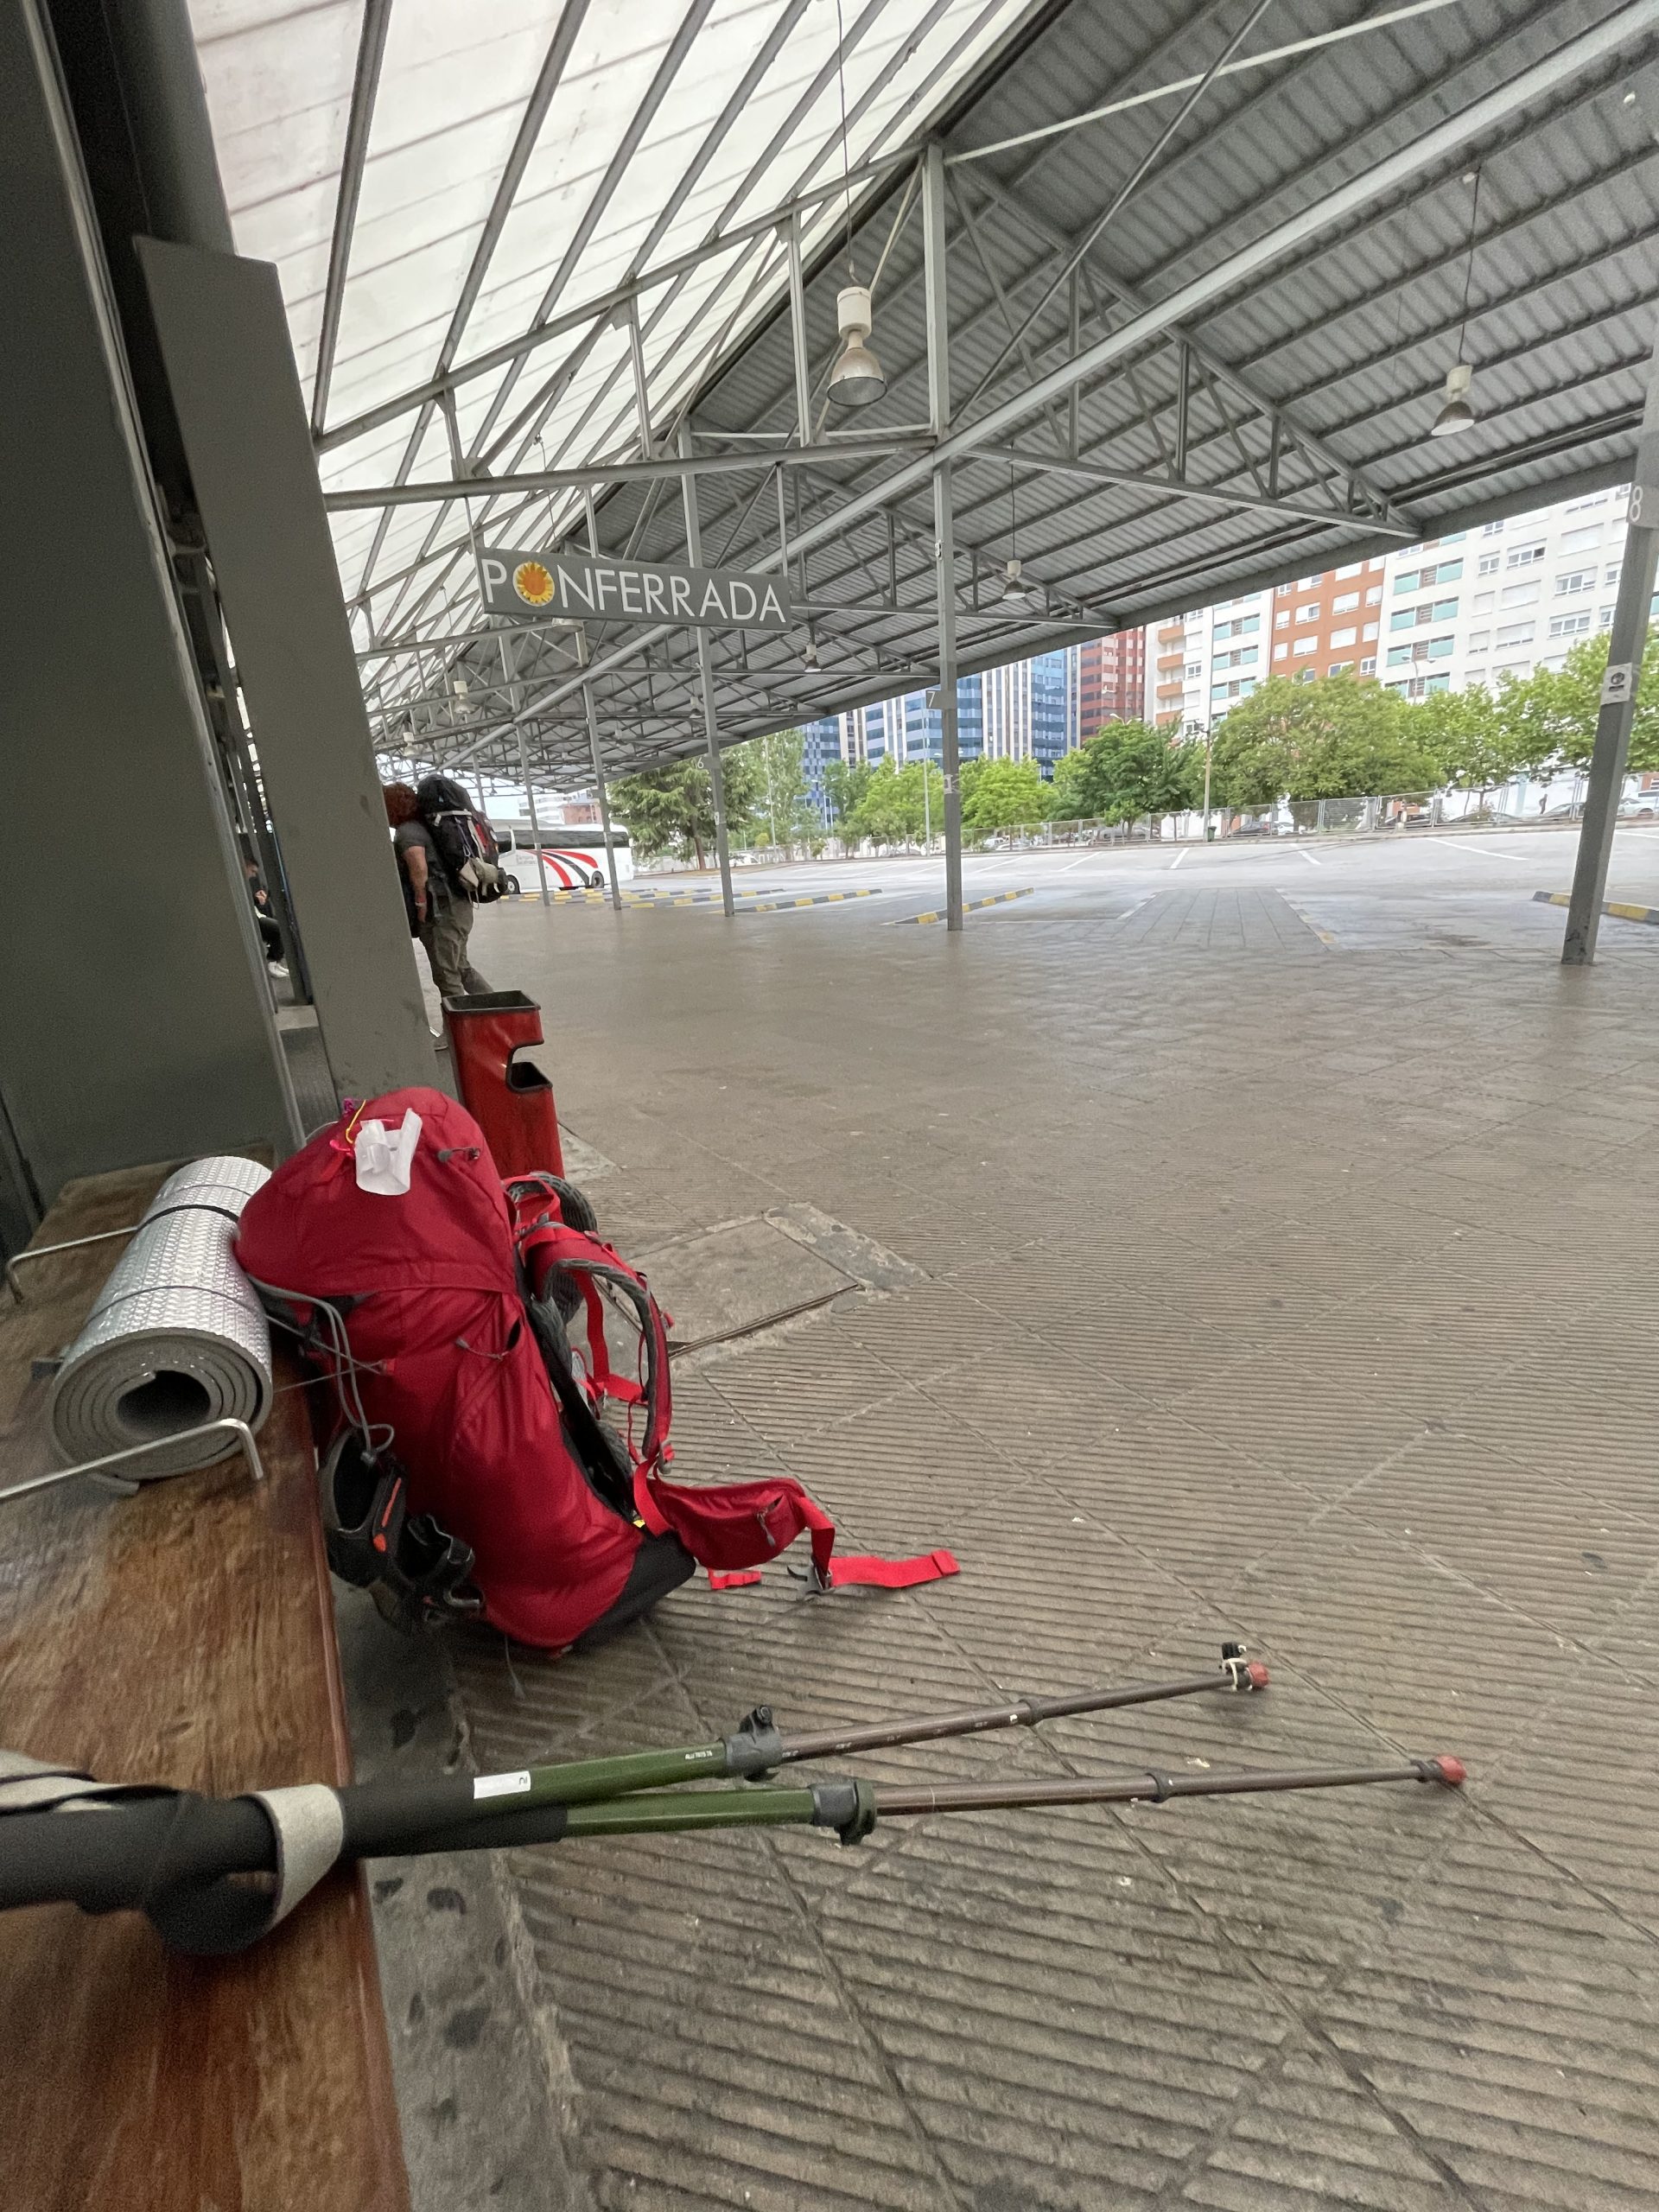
995 556 1041 609
828 286 886 409
1429 170 1483 441
1430 362 1475 436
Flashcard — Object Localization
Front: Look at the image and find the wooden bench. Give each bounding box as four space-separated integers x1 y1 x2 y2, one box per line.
0 1162 409 2212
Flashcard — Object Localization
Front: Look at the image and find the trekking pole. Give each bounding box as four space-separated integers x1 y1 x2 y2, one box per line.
322 1647 1270 1854
0 1749 1465 1955
0 1648 1274 1938
768 1642 1268 1763
337 1643 1272 1838
391 1752 1465 1859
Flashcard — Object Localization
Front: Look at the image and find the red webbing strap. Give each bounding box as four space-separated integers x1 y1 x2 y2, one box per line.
707 1549 961 1592
632 1465 671 1536
826 1548 960 1589
792 1490 837 1585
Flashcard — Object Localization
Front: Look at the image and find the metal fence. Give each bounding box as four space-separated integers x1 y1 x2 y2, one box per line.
632 772 1659 870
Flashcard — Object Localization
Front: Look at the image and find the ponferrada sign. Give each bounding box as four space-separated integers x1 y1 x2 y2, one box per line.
480 549 791 631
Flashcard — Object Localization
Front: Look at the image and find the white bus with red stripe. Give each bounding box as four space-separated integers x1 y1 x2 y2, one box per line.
493 826 632 891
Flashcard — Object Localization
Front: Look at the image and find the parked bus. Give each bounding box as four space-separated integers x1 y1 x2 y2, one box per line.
491 823 632 892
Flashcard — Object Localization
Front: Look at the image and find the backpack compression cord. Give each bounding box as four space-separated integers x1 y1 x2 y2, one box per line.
0 1649 1465 1954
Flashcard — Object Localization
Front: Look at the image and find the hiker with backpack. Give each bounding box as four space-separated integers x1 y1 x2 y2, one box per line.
383 779 495 1000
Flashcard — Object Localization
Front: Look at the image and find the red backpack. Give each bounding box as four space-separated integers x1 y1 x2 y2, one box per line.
234 1090 954 1650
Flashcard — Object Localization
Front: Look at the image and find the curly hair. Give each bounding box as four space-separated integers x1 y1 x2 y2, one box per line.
382 782 419 827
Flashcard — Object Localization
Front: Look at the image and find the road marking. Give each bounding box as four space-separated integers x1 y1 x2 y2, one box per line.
1281 893 1337 945
1169 849 1189 870
893 887 1036 925
1055 853 1097 874
1533 890 1659 926
738 888 884 912
1295 847 1322 867
1433 842 1542 862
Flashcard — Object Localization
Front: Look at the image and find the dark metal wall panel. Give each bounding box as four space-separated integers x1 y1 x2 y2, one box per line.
0 0 297 1204
137 235 436 1103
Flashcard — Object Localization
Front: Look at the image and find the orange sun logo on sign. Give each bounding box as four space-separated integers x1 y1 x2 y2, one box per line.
513 560 556 607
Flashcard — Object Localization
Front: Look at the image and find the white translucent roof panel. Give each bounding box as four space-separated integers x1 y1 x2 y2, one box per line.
189 0 1038 640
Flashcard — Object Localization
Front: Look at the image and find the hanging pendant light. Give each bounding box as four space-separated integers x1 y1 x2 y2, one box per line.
1431 362 1475 436
1430 171 1482 440
825 3 884 410
829 287 886 408
995 464 1044 608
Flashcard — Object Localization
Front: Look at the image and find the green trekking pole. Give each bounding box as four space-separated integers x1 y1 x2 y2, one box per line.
351 1640 1274 1853
328 1643 1273 1857
358 1752 1470 1860
0 1647 1266 1946
0 1741 1464 1955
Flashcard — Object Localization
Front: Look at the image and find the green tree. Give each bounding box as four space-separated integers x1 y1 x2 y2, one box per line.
1052 719 1200 825
1406 683 1549 794
847 758 915 845
1489 628 1659 774
959 756 1051 830
823 759 873 842
611 747 761 868
1207 675 1444 807
827 756 945 847
893 758 944 843
746 727 815 847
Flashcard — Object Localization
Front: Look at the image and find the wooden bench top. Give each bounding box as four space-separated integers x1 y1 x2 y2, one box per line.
0 1162 409 2212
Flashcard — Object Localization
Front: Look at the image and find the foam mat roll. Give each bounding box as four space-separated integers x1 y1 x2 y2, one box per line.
48 1156 274 1478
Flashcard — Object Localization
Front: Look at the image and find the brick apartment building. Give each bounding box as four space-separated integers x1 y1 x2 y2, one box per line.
1077 628 1147 734
1148 558 1391 730
1267 557 1389 683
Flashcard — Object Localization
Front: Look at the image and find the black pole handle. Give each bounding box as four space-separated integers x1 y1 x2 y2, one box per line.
0 1793 279 1951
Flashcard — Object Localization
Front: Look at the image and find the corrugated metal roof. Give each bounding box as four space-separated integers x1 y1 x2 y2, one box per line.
191 0 1659 777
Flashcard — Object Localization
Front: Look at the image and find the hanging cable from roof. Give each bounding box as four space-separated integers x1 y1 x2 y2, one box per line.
1431 167 1483 435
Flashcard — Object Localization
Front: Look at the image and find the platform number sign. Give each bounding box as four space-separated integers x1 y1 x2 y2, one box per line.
1601 662 1636 707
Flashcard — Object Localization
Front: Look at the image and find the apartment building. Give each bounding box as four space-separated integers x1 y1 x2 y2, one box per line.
1149 594 1275 728
1382 486 1634 698
1267 558 1389 685
1077 628 1147 733
1145 485 1639 734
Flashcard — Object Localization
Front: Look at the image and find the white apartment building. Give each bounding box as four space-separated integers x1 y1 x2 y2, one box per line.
1384 485 1630 698
1146 484 1633 728
1147 590 1277 728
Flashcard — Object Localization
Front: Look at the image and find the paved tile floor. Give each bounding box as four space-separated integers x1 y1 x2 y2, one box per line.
444 843 1659 2212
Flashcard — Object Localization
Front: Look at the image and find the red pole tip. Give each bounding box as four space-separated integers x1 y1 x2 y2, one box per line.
1245 1662 1270 1690
1429 1757 1467 1787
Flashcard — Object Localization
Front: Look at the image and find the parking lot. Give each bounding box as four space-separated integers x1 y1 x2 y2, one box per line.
441 814 1659 2212
495 823 1659 957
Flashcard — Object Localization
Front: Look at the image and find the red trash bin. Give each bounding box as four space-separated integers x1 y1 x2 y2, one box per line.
442 990 565 1179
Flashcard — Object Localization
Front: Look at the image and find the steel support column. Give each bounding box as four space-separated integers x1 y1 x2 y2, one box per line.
785 212 814 444
503 632 551 909
678 420 734 913
1562 327 1659 964
924 138 963 931
583 677 624 912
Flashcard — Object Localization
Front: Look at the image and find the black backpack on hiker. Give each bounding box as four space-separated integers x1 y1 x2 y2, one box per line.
415 774 505 903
